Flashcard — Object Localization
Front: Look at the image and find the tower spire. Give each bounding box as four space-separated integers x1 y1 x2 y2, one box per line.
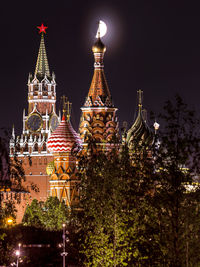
137 89 143 111
83 35 111 107
35 24 50 78
61 96 72 122
79 26 118 144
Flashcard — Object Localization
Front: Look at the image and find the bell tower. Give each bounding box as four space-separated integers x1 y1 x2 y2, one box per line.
10 24 59 201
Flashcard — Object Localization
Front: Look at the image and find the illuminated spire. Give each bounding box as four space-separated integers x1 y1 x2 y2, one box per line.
84 36 112 107
35 24 50 78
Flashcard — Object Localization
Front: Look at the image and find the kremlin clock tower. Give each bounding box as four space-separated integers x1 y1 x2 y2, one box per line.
10 24 59 201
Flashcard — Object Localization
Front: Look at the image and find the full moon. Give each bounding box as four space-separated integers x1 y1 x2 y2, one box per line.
96 20 107 38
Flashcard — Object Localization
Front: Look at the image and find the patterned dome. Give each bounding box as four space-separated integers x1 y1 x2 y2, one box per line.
126 90 154 150
47 115 82 153
126 108 153 149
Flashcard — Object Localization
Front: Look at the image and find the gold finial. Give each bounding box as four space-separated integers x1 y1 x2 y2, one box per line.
92 21 106 53
137 89 143 110
97 21 101 39
61 95 72 122
61 95 67 113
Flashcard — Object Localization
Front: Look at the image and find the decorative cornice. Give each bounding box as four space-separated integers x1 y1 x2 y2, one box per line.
81 106 118 112
28 99 56 103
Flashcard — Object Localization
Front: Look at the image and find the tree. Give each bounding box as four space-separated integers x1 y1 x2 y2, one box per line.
41 197 69 230
22 197 69 231
152 95 200 266
77 141 161 266
0 128 36 265
77 95 200 266
22 199 43 228
0 128 35 224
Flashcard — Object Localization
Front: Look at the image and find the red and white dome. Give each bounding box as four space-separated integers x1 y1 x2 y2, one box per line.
47 115 82 153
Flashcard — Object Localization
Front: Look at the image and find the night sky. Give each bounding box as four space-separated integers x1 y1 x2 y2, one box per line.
1 0 200 135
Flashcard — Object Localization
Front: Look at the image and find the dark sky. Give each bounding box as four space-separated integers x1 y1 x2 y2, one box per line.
1 0 200 134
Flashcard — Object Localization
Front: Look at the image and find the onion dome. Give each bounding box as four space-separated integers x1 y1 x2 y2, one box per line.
126 90 154 149
92 38 106 53
46 161 55 176
47 114 82 153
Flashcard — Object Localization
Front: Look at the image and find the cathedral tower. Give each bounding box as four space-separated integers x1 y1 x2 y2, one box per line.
79 32 118 147
10 24 59 201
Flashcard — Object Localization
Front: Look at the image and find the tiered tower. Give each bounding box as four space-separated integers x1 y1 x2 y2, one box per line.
10 24 59 201
47 99 82 207
79 34 118 147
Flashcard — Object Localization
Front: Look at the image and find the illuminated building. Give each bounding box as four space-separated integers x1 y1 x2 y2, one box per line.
9 24 59 207
5 25 154 223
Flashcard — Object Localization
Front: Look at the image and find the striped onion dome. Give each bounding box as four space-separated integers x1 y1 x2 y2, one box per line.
47 115 82 153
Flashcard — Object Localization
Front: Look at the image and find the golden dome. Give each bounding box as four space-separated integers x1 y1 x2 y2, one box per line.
46 161 55 176
92 38 106 53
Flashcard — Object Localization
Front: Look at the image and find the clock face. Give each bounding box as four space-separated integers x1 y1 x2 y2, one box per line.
26 113 42 132
50 114 59 132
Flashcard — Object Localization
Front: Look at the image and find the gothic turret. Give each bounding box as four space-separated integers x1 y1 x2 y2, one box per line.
79 27 118 146
126 90 154 151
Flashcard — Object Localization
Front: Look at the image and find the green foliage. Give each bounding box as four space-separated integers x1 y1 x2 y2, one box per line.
77 142 160 266
22 199 43 228
22 197 69 231
78 95 200 267
41 197 69 230
151 95 200 266
0 128 36 225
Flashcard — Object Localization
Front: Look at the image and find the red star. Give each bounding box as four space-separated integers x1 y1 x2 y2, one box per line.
37 24 48 34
